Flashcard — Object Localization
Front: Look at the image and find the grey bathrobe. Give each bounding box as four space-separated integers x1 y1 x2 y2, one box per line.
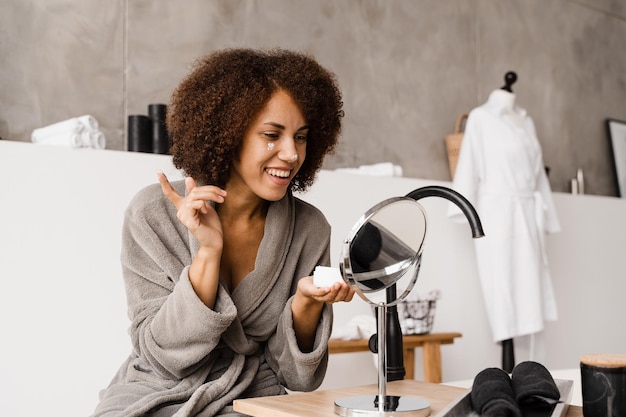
92 181 333 417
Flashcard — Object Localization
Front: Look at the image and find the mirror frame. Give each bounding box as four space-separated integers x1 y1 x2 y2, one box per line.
340 196 427 306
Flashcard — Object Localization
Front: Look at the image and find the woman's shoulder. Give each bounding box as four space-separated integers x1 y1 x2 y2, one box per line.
125 180 185 219
293 196 330 228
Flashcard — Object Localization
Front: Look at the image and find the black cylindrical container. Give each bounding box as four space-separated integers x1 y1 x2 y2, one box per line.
128 115 152 153
148 104 169 155
580 354 626 417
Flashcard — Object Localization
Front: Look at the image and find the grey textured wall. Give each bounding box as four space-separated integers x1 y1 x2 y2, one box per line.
1 0 625 196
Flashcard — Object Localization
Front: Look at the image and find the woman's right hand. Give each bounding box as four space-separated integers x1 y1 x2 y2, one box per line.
157 172 227 252
158 172 226 308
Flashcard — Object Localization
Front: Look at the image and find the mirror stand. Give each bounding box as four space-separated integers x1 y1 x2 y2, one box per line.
334 196 434 416
333 188 483 416
334 303 431 417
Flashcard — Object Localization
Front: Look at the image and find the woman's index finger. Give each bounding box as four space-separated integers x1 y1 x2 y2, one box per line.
156 171 183 207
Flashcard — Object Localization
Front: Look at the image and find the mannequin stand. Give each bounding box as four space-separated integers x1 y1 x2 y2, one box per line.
502 338 515 373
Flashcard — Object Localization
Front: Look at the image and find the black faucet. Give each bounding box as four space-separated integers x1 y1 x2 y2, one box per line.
406 186 485 239
370 185 484 382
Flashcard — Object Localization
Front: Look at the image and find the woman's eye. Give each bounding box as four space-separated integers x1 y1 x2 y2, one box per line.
264 132 279 139
295 134 308 142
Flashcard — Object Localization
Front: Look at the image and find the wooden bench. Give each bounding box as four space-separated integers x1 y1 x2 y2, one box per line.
328 332 462 383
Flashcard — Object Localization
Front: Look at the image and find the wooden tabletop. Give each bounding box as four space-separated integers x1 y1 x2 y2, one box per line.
233 379 583 417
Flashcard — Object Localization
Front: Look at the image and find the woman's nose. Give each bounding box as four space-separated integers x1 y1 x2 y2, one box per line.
278 151 299 163
277 138 299 162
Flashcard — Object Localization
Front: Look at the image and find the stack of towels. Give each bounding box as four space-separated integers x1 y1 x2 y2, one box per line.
31 115 105 149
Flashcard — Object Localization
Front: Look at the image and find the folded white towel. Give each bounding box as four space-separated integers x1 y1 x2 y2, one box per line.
35 129 106 149
76 114 99 131
87 130 106 149
335 162 403 177
31 115 99 143
35 132 83 148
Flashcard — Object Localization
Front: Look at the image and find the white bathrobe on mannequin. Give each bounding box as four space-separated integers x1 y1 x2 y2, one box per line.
449 89 560 343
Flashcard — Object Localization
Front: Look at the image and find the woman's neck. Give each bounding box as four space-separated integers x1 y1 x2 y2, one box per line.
217 187 269 223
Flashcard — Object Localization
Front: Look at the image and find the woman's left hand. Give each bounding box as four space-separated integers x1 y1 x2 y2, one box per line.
296 276 355 304
291 276 355 352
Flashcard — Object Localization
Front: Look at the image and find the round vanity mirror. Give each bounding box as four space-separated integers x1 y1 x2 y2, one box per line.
340 196 427 307
335 196 430 417
335 186 483 416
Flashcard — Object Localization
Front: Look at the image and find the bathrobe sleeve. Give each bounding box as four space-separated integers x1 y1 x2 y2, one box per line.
527 118 561 234
120 182 237 380
270 299 333 391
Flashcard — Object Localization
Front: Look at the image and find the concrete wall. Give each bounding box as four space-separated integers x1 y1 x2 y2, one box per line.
1 0 626 196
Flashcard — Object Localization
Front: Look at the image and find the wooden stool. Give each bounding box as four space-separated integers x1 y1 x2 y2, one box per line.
328 332 462 383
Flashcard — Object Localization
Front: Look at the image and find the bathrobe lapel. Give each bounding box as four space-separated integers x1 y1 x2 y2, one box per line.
232 193 294 319
187 193 296 354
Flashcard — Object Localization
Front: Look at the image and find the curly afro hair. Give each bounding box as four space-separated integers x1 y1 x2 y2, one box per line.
167 48 344 193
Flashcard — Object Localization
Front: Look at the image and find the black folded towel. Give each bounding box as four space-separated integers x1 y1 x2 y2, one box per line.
471 367 521 417
511 361 561 406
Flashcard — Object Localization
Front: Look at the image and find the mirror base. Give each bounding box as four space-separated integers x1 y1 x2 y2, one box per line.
334 395 430 416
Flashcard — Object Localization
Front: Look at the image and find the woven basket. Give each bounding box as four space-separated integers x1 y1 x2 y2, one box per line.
398 299 437 335
445 113 468 179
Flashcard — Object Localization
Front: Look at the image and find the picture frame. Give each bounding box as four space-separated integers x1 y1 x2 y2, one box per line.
606 118 626 198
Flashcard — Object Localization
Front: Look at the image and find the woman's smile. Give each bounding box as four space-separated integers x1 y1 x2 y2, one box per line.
266 167 292 179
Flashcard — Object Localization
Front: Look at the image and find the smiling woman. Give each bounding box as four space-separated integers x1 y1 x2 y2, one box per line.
91 48 354 417
167 48 343 192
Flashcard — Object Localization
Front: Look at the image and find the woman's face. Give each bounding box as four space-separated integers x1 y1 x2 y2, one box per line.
230 89 308 202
